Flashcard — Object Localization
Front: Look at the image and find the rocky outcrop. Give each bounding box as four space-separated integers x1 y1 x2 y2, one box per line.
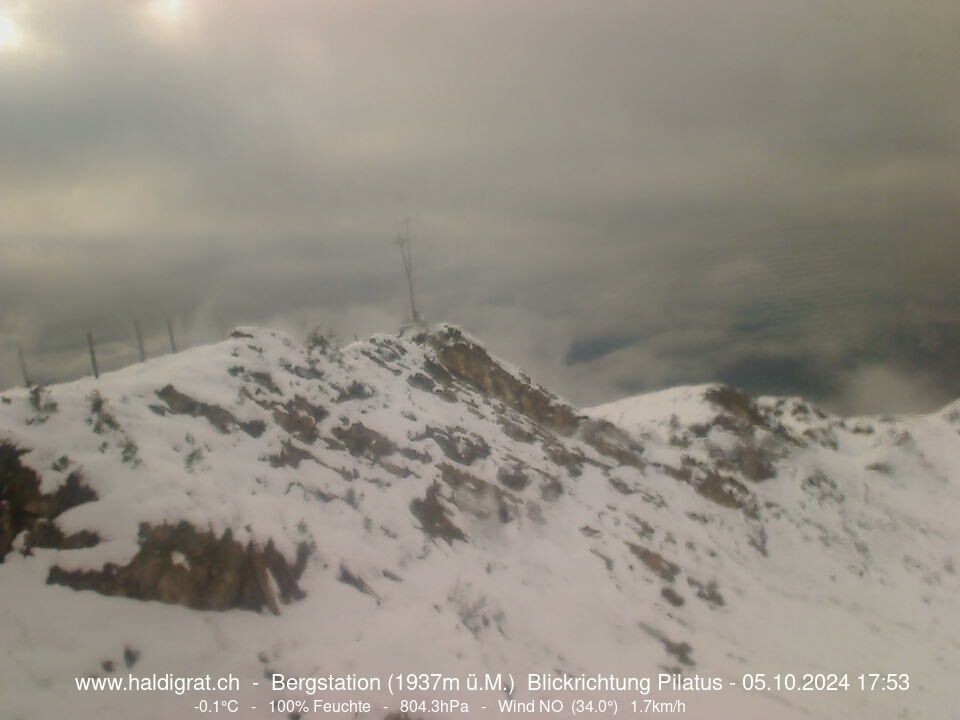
0 442 97 562
48 521 310 615
420 325 582 434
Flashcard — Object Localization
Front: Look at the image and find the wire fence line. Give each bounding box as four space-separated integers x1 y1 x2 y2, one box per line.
4 315 231 391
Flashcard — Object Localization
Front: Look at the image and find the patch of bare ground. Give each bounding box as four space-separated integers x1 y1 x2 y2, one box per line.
579 419 646 469
410 482 467 543
155 385 265 438
332 422 397 459
338 563 381 603
440 463 517 523
639 622 695 666
626 542 680 582
270 396 328 444
413 426 489 465
266 440 317 469
686 577 725 608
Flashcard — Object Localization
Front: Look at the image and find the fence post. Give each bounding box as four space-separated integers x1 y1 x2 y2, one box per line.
17 343 31 387
87 332 99 379
167 319 177 354
134 320 146 362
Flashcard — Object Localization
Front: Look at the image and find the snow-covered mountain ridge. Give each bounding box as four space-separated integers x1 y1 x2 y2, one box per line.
1 324 957 719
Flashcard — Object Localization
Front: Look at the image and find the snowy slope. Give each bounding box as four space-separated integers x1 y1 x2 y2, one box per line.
1 325 957 719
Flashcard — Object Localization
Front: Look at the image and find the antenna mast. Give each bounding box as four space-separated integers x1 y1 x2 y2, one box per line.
396 218 422 324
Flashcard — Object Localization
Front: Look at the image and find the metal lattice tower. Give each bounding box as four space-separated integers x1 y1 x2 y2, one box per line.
395 218 423 325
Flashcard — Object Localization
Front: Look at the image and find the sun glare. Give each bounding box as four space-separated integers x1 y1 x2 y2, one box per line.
0 14 21 51
151 0 186 22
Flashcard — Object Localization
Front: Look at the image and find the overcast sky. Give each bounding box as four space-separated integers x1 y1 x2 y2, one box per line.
1 0 958 414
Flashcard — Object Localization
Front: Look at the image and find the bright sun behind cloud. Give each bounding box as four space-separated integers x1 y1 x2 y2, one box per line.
150 0 187 22
0 14 20 51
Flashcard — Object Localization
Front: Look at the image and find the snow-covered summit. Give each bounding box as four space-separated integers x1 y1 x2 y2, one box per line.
1 325 957 719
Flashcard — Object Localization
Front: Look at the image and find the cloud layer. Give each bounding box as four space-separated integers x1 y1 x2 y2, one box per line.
1 0 958 414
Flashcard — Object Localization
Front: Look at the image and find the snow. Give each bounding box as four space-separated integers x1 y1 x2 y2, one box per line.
587 384 721 431
0 327 957 719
